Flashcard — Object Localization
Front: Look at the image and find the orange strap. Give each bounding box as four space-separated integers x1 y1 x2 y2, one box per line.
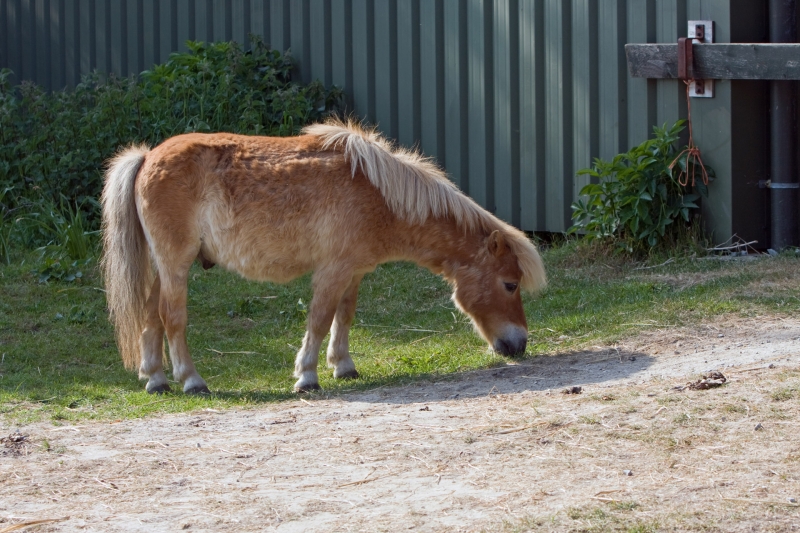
669 80 710 188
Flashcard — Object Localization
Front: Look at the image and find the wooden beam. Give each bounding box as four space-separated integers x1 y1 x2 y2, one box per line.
626 43 800 80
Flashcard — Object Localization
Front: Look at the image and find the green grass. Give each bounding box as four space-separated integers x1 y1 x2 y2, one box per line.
3 242 800 424
497 504 658 533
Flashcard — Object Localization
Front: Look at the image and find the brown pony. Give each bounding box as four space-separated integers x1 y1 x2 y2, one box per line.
101 120 546 394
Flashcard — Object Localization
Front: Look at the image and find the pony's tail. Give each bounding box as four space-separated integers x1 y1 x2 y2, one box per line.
100 145 152 371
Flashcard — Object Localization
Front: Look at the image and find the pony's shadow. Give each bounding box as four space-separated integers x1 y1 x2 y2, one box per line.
203 348 655 405
339 347 655 405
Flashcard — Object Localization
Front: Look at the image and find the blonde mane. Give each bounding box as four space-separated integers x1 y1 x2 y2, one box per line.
303 119 546 293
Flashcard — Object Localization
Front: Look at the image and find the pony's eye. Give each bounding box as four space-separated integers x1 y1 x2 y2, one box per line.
504 282 518 293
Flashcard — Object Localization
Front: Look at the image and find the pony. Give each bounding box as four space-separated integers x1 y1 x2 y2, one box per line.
101 120 546 394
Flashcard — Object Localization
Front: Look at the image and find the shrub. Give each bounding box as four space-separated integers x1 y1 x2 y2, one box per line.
569 120 713 254
138 38 341 139
0 36 343 239
0 186 13 264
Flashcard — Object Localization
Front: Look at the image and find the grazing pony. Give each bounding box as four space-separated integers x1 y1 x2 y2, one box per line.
101 120 546 393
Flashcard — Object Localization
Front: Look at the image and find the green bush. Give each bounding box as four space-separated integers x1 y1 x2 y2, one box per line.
569 120 713 254
0 36 343 251
138 38 341 139
0 186 13 264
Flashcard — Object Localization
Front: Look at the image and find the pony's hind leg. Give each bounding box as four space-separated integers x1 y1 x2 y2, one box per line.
294 267 356 392
140 275 169 393
159 268 210 395
326 274 364 380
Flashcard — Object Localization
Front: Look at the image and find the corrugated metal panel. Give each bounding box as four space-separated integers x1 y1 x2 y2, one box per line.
625 0 655 147
544 0 572 231
396 0 419 148
572 0 598 201
443 0 467 192
493 0 519 226
467 0 490 208
519 0 545 231
373 0 397 140
0 0 758 238
419 0 443 164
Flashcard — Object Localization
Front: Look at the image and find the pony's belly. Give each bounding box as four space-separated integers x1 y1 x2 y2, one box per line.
210 242 311 283
198 205 315 282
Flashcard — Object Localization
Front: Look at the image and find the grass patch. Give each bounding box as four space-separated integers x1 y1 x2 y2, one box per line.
2 244 800 423
556 504 657 533
772 386 798 402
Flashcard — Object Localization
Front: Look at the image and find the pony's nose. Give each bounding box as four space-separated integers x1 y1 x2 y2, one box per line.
493 336 527 357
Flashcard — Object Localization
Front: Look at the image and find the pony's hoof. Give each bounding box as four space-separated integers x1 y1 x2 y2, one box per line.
147 383 171 394
185 385 211 395
294 383 321 393
335 369 359 380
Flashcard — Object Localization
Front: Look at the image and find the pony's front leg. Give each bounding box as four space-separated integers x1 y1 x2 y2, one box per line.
326 274 364 380
294 269 354 392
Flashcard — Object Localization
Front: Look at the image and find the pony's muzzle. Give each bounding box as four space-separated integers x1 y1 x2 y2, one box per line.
493 326 528 357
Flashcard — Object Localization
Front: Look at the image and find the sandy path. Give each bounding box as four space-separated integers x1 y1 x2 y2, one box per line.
2 316 800 532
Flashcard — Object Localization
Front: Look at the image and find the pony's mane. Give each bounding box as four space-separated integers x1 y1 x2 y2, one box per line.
303 119 546 293
304 119 484 229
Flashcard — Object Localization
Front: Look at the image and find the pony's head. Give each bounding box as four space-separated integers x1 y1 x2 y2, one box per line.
451 229 540 357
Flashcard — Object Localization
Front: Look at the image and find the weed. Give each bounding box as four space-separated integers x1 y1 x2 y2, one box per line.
625 521 660 533
495 516 546 533
34 256 91 284
666 437 693 449
611 501 640 512
567 506 608 521
656 395 685 406
771 387 797 402
545 417 568 429
769 406 791 420
570 120 713 254
0 186 15 264
722 403 748 414
673 413 691 425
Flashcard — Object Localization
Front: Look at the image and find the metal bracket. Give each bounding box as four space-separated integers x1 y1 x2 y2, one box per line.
687 20 714 98
688 20 713 43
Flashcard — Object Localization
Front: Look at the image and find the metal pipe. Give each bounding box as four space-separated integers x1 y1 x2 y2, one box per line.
770 0 798 249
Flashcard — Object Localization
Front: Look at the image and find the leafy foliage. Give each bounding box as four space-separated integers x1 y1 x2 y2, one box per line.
569 121 713 254
138 38 341 139
23 199 96 283
0 186 13 264
0 36 343 254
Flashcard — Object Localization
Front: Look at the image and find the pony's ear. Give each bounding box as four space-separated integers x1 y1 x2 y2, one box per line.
487 230 507 257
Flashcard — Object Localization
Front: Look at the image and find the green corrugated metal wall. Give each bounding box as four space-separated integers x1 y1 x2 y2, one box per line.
0 0 770 242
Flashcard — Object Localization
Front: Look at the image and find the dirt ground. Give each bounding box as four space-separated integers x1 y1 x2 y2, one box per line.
2 315 800 532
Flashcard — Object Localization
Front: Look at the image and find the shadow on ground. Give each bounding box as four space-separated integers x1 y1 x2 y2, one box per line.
338 348 654 405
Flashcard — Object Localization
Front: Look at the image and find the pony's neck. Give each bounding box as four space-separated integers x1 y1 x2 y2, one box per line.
394 216 483 282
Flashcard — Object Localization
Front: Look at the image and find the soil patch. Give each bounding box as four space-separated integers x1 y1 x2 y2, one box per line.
2 315 799 532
